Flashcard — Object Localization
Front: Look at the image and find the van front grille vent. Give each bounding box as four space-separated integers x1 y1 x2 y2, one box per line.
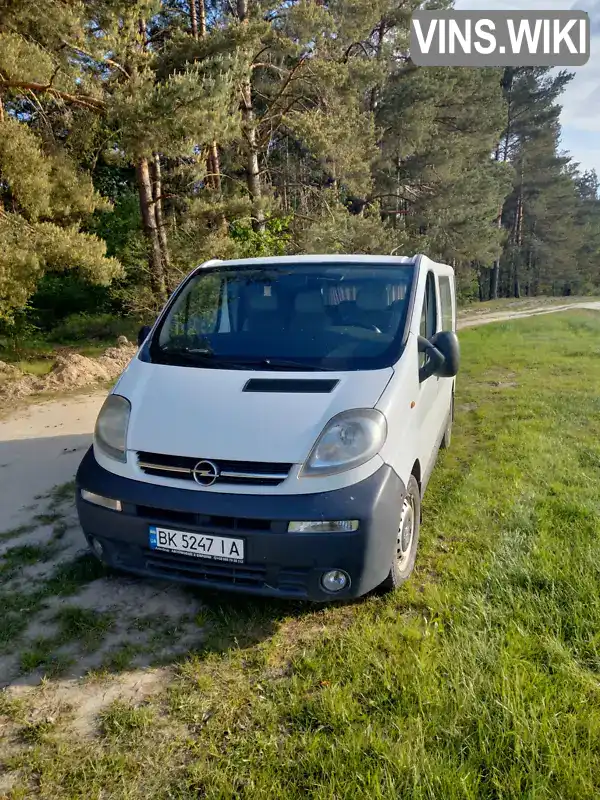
137 451 293 487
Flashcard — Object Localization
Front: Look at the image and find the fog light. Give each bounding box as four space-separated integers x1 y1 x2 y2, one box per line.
89 536 104 559
321 570 349 593
288 520 359 533
81 489 122 512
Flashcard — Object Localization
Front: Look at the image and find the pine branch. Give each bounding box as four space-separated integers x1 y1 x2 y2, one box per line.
256 58 308 131
342 41 373 63
0 79 105 112
61 41 131 79
251 62 286 75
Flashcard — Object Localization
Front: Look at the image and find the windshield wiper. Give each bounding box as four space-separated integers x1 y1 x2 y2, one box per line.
156 349 335 372
156 348 245 369
257 358 335 372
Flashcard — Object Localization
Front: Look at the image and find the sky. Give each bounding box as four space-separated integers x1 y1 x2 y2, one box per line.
453 0 600 174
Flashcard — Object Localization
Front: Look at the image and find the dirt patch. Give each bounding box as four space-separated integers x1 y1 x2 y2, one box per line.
0 481 206 689
0 360 21 377
0 340 136 401
457 301 600 331
489 381 518 389
5 667 169 739
0 525 55 557
0 528 205 726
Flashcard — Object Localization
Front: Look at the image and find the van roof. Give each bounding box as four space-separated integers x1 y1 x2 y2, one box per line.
195 253 455 277
199 254 417 268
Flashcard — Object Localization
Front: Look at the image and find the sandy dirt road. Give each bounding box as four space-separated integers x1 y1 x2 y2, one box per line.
2 300 600 533
457 300 600 329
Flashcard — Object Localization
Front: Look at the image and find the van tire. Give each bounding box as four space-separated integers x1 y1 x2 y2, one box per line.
378 475 421 592
440 395 454 450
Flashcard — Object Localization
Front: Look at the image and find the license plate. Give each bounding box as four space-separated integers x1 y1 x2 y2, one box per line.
149 526 244 563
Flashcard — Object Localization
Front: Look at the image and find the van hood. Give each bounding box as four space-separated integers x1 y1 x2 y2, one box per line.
115 357 393 464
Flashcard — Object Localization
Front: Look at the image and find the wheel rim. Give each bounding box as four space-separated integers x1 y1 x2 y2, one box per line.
396 494 415 570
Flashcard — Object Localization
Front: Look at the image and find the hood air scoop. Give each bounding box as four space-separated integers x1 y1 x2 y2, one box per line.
242 378 339 394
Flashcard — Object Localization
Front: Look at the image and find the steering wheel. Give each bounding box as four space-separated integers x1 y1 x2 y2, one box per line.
352 321 382 334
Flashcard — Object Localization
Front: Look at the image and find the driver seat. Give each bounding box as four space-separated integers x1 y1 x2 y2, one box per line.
355 285 392 332
289 290 329 333
243 286 284 334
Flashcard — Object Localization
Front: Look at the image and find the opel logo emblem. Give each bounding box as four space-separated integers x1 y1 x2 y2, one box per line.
192 460 220 487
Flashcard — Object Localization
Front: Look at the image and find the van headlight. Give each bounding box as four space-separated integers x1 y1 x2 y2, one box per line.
94 394 131 463
300 409 387 477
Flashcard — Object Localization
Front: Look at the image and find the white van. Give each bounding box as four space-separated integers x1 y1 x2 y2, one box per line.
76 254 459 601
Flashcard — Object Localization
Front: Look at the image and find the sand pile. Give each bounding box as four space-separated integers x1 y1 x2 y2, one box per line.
0 338 137 401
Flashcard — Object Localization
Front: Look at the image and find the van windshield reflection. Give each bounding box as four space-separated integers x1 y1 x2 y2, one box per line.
150 263 415 372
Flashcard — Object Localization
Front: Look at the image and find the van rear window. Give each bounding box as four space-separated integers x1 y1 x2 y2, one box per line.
150 262 415 372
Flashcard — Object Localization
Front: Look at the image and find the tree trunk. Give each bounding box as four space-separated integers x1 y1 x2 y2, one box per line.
151 152 171 288
513 159 525 299
489 142 504 299
208 142 221 192
198 0 207 36
136 157 167 304
369 19 386 113
478 269 486 302
489 71 515 301
237 0 264 232
241 83 264 231
189 0 199 38
490 212 502 299
195 0 225 225
134 18 168 303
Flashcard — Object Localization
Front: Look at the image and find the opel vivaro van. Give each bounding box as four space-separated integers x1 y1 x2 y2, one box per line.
76 254 460 601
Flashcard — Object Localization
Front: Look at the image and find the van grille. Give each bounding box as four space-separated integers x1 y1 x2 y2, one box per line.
144 550 268 588
135 505 275 532
137 451 293 487
142 550 309 596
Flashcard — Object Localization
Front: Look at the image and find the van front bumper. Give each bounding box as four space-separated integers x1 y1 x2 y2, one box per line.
75 447 405 602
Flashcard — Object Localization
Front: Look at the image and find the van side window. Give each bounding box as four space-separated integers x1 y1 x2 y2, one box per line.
418 271 437 369
439 276 454 331
419 272 437 341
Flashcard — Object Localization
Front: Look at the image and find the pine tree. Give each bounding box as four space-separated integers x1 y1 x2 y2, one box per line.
491 67 576 299
0 4 120 320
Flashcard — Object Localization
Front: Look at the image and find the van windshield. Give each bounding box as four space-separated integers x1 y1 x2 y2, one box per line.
149 262 415 372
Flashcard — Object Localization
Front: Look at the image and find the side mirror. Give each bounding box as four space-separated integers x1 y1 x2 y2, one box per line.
431 331 460 378
137 325 152 347
418 336 445 382
418 331 460 382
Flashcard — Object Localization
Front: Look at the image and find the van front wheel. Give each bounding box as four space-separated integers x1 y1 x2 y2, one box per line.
378 475 421 592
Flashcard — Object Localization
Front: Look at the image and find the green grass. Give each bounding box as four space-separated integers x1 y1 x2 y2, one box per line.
100 700 155 741
14 359 54 376
0 555 109 655
0 543 55 579
53 607 115 648
3 311 600 798
19 640 74 677
0 523 36 542
17 608 114 675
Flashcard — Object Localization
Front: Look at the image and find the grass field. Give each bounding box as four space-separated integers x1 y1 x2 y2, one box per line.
2 311 600 799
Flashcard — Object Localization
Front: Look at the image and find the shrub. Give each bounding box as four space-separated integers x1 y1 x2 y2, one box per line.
50 313 135 343
28 272 116 331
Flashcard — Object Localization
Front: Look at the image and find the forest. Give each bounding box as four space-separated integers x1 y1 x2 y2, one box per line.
1 0 599 342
